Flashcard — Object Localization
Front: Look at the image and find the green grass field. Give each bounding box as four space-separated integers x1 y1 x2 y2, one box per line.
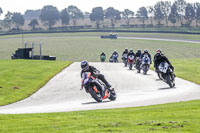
0 100 200 133
0 32 200 61
0 60 72 106
0 32 200 133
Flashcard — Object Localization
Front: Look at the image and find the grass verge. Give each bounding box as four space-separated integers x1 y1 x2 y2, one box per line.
171 58 200 85
0 60 72 106
0 32 200 60
0 100 200 133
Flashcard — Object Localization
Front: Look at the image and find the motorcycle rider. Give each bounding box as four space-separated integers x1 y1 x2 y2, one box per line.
122 48 129 59
140 49 152 64
100 51 106 58
134 49 142 59
153 48 163 61
154 50 174 72
112 50 119 62
128 48 135 57
112 50 119 57
80 60 112 91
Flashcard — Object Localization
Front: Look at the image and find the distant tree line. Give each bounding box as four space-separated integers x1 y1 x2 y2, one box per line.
0 0 200 31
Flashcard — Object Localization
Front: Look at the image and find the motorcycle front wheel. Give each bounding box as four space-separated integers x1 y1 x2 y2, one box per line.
109 89 117 101
89 86 102 102
165 74 173 88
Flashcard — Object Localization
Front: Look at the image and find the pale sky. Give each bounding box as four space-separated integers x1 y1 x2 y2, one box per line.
0 0 199 19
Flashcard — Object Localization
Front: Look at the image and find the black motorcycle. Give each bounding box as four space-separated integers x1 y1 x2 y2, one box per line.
122 54 128 67
135 57 141 73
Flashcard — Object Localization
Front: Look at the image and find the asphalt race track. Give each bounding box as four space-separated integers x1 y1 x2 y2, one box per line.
0 62 199 114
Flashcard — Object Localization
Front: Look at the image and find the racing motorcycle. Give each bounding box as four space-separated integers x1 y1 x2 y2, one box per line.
141 54 150 75
128 55 134 70
122 54 128 67
158 62 175 88
81 72 117 102
100 55 106 62
135 57 141 73
113 54 118 63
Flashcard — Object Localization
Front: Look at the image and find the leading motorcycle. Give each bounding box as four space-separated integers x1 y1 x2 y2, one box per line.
81 72 117 102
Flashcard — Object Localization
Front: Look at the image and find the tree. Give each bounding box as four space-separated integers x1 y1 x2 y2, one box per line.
12 12 25 29
105 7 121 27
136 7 148 26
147 6 154 26
184 3 195 26
24 9 41 20
161 1 171 27
28 19 39 30
3 11 13 30
60 8 70 26
174 0 187 24
122 9 134 26
90 7 104 28
154 2 165 26
169 4 179 26
39 5 60 29
194 2 200 26
67 5 83 28
196 3 200 26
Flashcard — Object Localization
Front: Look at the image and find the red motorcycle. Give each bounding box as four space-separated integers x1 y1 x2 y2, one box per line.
81 72 117 102
128 55 135 70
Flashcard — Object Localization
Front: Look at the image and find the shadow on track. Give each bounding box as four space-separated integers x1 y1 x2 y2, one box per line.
158 87 176 90
82 101 111 105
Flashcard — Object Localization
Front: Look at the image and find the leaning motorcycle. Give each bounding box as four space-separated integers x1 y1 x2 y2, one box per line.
158 62 175 88
100 55 106 62
135 57 141 73
122 54 128 67
141 55 150 75
82 72 117 102
128 55 134 70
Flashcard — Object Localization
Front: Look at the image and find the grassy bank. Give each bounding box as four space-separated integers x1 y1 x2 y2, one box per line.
0 60 72 106
171 58 200 85
0 100 200 133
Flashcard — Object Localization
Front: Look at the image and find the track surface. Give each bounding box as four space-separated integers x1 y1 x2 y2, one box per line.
0 62 199 114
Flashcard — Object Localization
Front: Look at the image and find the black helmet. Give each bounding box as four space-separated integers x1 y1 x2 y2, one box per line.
144 49 148 53
125 48 128 51
137 49 141 53
81 60 89 71
155 53 162 59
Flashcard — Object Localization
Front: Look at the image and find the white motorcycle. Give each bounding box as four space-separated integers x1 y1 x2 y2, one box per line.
141 54 150 75
158 62 175 88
